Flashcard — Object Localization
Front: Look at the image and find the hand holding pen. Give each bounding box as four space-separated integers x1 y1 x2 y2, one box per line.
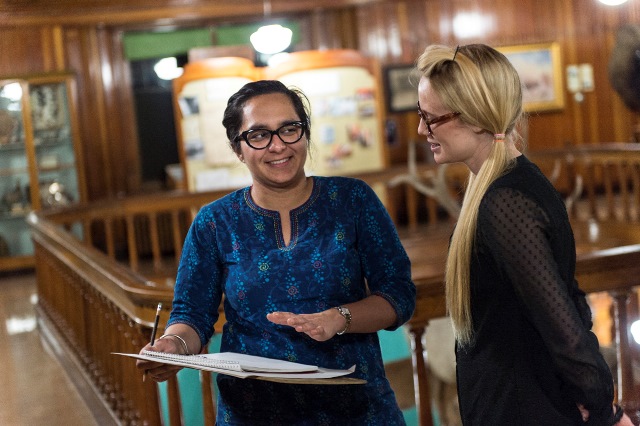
137 305 200 383
142 302 162 382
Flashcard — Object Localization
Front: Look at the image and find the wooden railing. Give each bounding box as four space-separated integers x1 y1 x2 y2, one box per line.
27 143 640 425
29 189 231 426
527 143 640 223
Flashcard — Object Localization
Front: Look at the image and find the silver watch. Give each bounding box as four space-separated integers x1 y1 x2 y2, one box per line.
334 306 352 335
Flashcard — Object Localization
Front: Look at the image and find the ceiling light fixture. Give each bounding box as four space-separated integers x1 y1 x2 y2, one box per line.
250 0 292 55
597 0 628 5
154 57 184 81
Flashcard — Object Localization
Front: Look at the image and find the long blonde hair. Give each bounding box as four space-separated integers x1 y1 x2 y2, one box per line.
416 44 524 346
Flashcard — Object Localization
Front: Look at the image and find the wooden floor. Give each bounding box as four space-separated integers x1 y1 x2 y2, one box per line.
0 270 98 426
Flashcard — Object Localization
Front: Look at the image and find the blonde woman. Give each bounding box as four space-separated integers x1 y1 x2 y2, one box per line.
415 44 631 426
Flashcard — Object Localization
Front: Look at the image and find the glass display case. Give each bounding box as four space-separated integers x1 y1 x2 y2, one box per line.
0 73 85 271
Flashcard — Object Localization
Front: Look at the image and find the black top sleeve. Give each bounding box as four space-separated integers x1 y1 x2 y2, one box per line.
478 186 616 425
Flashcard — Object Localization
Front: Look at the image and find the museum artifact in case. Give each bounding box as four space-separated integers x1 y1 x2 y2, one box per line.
0 73 85 271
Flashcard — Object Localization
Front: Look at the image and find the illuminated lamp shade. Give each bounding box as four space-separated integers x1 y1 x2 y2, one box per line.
250 24 293 55
632 320 640 345
597 0 628 5
154 57 184 81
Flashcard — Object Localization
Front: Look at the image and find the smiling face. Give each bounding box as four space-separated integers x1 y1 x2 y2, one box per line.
238 92 308 191
417 76 492 174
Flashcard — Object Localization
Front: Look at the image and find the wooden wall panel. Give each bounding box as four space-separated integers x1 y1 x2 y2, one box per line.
1 0 639 201
60 26 141 201
308 9 359 51
356 0 639 158
0 27 48 75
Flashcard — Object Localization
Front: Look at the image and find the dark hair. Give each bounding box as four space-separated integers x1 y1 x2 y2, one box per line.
222 80 311 154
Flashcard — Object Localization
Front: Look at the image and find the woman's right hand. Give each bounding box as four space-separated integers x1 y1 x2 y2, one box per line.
577 404 636 426
136 336 185 382
615 412 634 426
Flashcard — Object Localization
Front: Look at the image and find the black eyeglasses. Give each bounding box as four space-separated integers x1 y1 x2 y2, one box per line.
417 102 461 137
235 121 307 150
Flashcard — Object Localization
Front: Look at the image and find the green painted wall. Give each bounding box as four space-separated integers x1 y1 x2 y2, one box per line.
216 22 300 46
123 22 300 61
123 28 213 60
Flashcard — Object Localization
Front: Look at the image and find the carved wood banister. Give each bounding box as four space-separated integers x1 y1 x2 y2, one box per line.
28 211 176 425
28 189 232 425
612 291 633 402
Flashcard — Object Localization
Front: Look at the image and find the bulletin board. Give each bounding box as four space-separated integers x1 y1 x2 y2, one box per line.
266 50 387 177
173 58 257 191
173 50 388 192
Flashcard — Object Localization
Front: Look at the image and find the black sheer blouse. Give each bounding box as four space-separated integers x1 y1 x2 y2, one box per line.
455 155 616 425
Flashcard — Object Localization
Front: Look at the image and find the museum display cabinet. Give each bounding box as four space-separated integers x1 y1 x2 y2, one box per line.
0 72 85 271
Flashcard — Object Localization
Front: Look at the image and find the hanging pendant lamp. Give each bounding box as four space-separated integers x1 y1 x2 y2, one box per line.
597 0 628 5
250 0 292 55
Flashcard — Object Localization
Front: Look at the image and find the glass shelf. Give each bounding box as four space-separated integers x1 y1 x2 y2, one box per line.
0 142 26 152
0 209 31 220
0 166 29 176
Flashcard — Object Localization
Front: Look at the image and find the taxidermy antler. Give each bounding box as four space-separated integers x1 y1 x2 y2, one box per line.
388 140 462 219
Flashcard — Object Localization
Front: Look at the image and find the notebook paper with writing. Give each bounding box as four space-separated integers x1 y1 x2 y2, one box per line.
113 351 365 384
141 351 317 373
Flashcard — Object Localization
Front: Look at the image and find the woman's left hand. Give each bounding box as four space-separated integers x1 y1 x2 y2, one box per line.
267 309 345 341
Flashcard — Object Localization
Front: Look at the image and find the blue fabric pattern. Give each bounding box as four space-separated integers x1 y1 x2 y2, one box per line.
167 176 415 425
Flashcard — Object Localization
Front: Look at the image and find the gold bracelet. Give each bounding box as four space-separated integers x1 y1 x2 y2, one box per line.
158 333 190 355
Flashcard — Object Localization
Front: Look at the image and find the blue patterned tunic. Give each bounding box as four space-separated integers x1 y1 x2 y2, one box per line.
167 176 416 425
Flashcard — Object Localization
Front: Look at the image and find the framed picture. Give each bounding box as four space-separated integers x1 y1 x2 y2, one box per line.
383 64 419 113
496 42 565 112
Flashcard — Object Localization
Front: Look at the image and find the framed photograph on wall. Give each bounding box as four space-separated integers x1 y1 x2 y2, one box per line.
383 64 419 113
496 42 565 112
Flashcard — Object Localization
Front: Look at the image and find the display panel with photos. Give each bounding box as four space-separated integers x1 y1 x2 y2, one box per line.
173 50 388 193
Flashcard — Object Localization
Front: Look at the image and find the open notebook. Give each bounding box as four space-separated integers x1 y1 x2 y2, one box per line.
114 351 365 384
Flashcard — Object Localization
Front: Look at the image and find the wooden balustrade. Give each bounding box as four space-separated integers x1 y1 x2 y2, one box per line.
28 189 231 426
41 189 231 278
30 212 170 425
528 143 640 223
26 144 640 425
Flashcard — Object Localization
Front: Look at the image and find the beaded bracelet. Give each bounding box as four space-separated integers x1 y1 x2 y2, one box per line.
158 333 190 355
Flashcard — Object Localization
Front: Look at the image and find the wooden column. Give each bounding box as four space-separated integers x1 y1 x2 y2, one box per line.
610 289 640 422
409 323 433 426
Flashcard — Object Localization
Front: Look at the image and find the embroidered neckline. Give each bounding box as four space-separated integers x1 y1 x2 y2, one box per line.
243 177 321 250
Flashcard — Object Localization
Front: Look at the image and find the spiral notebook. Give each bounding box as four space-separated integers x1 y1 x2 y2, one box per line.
113 351 365 384
139 351 317 373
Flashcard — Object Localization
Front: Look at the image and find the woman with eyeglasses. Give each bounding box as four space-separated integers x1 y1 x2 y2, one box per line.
415 44 632 426
136 80 416 425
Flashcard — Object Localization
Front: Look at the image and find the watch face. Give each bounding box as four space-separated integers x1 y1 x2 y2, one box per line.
339 307 351 320
337 306 350 316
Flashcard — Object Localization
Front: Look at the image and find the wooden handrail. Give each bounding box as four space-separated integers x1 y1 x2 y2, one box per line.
27 189 232 426
29 217 168 424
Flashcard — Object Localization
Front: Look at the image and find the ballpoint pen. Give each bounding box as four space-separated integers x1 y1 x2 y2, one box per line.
150 302 162 346
144 302 162 382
